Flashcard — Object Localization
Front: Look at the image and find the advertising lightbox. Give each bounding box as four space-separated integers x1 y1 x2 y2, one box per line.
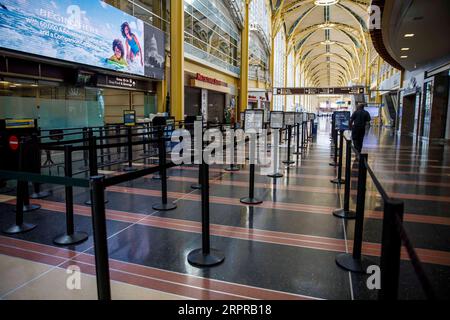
0 0 165 79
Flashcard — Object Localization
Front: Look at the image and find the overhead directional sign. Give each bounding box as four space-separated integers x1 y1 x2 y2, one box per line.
274 87 366 95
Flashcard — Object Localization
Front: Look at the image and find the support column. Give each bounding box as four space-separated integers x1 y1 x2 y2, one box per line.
240 0 250 116
269 32 275 111
170 0 184 121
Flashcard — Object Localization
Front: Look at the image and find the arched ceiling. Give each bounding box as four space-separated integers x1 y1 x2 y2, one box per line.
273 0 372 87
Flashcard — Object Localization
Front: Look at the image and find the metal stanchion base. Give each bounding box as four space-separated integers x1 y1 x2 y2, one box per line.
240 197 263 205
30 191 51 199
191 184 202 190
188 248 225 267
329 162 337 166
14 204 41 213
293 151 302 155
282 160 295 165
335 253 374 273
85 199 108 206
333 208 356 219
3 223 37 235
330 178 345 184
224 165 240 172
53 232 89 246
123 167 138 172
268 173 283 179
152 202 177 211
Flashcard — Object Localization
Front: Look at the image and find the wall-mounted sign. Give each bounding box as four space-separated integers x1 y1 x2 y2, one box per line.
284 112 296 126
196 73 228 87
244 109 264 132
275 87 366 95
190 73 231 94
8 135 19 151
123 110 136 126
5 119 36 129
270 111 284 129
108 77 137 89
0 0 165 79
334 111 351 130
97 74 153 91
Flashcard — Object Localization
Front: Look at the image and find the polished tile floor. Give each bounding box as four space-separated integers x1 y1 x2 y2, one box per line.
0 118 449 300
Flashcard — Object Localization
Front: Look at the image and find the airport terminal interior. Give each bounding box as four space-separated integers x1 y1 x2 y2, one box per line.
0 0 450 302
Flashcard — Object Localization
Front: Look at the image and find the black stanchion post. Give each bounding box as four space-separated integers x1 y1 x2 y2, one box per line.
4 180 37 234
90 176 111 301
224 124 240 172
82 127 88 168
335 154 373 273
4 138 37 234
333 137 356 219
331 131 345 184
105 126 112 164
30 133 50 199
191 125 203 189
330 129 338 166
188 161 225 267
86 130 107 205
294 123 301 155
54 145 88 245
13 138 41 213
88 129 98 177
115 125 121 159
283 125 295 165
152 130 177 211
302 121 307 149
99 127 105 165
379 200 404 300
123 127 137 172
240 134 263 205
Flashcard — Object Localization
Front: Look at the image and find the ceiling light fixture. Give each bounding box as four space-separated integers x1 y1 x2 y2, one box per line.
404 34 415 38
318 23 336 29
314 0 339 6
400 55 408 59
321 40 336 45
401 48 410 51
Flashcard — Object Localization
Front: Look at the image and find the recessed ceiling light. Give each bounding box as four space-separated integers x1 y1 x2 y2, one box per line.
401 48 410 51
315 0 339 6
404 34 415 37
400 55 408 59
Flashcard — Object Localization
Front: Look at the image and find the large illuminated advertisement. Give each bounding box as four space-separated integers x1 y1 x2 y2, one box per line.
0 0 165 79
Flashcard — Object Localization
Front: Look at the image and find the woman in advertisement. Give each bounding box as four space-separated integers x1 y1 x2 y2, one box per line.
121 22 143 67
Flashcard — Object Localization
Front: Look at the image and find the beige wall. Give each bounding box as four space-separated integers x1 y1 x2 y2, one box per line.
103 89 145 124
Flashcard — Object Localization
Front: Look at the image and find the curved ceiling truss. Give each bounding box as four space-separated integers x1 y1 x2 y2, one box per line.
277 0 371 87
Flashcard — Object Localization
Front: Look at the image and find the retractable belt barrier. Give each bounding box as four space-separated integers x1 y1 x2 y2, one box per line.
333 134 436 300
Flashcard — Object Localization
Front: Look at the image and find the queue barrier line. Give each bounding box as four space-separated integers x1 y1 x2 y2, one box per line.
330 127 436 300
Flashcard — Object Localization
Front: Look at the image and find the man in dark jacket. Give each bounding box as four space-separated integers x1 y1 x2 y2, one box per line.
350 103 371 153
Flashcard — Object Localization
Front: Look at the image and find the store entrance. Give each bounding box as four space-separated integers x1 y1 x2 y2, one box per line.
401 94 416 135
207 91 225 124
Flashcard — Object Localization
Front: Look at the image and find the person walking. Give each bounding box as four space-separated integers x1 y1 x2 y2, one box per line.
350 103 371 154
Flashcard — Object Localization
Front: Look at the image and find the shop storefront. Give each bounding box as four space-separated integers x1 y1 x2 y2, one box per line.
185 72 235 124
